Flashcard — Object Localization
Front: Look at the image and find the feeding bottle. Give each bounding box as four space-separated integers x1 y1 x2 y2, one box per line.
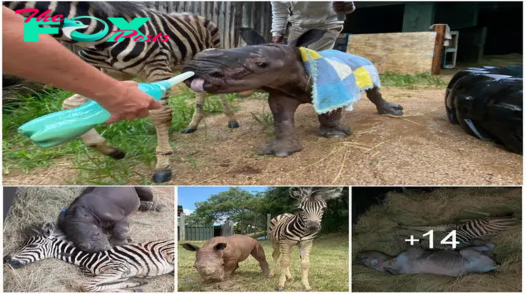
18 72 195 147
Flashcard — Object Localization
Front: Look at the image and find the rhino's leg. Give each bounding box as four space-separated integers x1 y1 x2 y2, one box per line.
251 242 270 275
260 92 303 157
366 87 404 116
218 94 240 129
317 108 352 138
298 240 314 291
223 259 239 279
61 94 126 159
111 219 130 245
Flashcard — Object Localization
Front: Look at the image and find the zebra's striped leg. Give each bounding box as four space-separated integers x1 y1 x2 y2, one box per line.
62 94 126 159
298 240 314 291
268 242 281 278
149 98 175 183
276 242 293 291
218 94 239 129
80 269 145 292
182 92 206 133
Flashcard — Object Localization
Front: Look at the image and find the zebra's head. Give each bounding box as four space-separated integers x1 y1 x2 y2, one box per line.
291 187 343 233
4 222 63 269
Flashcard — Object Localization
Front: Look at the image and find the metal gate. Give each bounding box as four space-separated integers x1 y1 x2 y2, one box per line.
184 226 214 241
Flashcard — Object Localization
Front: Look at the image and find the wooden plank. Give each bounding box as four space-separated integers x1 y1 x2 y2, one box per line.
431 24 446 75
347 32 437 75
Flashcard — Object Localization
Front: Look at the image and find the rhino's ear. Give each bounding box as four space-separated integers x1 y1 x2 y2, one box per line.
71 206 90 218
288 29 326 48
213 243 227 251
239 28 267 45
181 243 200 252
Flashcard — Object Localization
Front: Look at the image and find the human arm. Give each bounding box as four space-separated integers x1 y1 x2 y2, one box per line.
270 1 290 43
332 1 356 14
2 6 162 124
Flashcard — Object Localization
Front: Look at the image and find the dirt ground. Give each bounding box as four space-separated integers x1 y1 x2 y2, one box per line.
3 86 522 186
3 186 175 292
352 187 522 292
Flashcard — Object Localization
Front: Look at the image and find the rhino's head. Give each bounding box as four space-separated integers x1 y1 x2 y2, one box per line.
182 28 325 94
182 242 227 283
59 206 111 253
355 250 392 273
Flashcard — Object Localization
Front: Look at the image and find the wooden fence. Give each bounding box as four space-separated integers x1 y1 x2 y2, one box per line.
145 1 273 49
61 1 273 52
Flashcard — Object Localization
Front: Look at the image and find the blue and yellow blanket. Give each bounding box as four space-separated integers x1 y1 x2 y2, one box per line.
299 47 381 114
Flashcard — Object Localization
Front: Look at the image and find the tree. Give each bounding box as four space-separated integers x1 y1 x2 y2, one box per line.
187 187 350 235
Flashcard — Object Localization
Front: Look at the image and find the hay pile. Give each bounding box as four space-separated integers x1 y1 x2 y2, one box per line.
3 186 175 292
352 187 521 292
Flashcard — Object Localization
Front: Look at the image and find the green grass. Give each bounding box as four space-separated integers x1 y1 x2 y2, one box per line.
379 72 448 89
178 234 349 292
250 111 274 129
2 88 239 184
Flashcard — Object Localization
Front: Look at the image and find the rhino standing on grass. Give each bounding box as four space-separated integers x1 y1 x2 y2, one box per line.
182 28 403 157
182 234 269 283
58 187 163 253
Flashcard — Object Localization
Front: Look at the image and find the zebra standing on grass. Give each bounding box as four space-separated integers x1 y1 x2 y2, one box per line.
268 187 343 292
402 215 520 250
4 222 174 292
4 1 238 183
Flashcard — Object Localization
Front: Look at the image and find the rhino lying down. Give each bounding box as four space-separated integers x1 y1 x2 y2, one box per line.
356 245 498 276
182 234 269 283
58 187 163 253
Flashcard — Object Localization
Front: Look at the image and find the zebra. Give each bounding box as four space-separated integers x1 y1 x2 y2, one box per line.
268 187 343 291
4 1 238 183
3 222 174 292
401 215 520 250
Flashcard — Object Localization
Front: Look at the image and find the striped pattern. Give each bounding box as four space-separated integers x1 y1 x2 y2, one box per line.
4 2 234 182
6 223 174 292
407 216 520 250
4 1 220 80
269 196 328 243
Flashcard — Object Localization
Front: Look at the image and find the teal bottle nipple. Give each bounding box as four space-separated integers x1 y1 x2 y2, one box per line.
18 72 195 147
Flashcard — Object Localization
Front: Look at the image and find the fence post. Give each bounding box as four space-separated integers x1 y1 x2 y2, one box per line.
180 212 186 241
266 213 271 240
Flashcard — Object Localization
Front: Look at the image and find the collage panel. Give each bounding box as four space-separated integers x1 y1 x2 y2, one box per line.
177 186 349 292
3 186 175 292
352 186 521 292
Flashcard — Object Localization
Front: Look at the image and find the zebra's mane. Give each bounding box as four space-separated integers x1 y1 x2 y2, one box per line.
24 222 71 243
89 1 148 17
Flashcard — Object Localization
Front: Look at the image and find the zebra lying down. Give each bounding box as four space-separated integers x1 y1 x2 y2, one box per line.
3 223 174 292
400 215 520 250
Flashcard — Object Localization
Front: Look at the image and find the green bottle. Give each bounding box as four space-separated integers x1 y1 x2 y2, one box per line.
18 72 195 147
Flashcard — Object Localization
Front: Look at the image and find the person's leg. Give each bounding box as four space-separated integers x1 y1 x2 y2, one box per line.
307 24 344 51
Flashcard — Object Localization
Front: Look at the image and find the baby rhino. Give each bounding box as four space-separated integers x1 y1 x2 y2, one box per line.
58 187 161 253
356 246 498 277
182 234 269 283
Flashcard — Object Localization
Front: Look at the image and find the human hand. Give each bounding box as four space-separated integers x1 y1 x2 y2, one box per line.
272 35 284 44
332 2 356 14
99 81 163 124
